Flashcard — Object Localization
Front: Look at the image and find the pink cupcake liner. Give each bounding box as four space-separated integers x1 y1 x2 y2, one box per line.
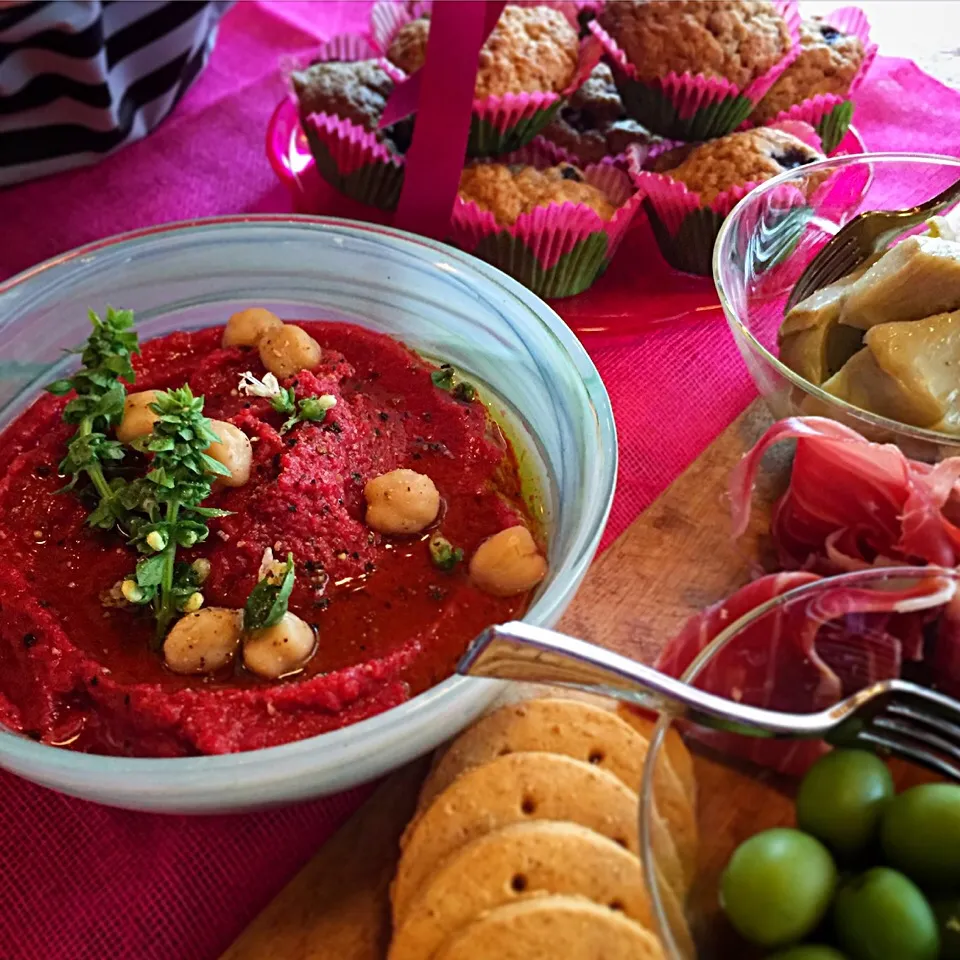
450 143 644 298
589 1 803 140
286 32 409 211
752 7 878 153
628 121 822 276
369 0 603 155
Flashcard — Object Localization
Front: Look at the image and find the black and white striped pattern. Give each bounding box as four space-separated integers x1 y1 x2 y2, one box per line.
0 0 233 186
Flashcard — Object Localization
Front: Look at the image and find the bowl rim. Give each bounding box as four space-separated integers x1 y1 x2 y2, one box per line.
0 214 618 776
638 563 954 958
713 151 960 449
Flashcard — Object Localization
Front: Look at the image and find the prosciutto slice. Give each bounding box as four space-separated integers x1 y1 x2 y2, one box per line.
656 562 956 774
729 417 960 571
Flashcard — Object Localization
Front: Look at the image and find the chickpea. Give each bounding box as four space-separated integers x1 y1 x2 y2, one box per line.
206 419 252 487
469 525 547 597
258 325 322 380
116 390 159 444
364 469 440 535
163 608 243 675
243 612 316 679
222 308 283 348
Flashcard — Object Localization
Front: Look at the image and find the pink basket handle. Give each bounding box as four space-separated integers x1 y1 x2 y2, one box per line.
381 1 506 239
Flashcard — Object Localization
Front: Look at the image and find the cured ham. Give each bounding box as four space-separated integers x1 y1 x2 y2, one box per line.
658 570 956 774
729 417 960 571
656 414 960 773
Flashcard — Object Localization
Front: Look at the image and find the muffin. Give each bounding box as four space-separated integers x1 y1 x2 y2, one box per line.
451 152 644 298
751 18 865 122
599 0 792 88
649 126 823 203
592 0 801 140
631 123 824 275
290 48 411 212
749 10 875 152
540 62 660 165
458 162 617 225
291 59 413 154
372 1 599 155
387 6 580 98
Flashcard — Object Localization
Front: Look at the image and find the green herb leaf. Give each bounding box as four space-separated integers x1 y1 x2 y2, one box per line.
430 365 455 391
244 553 296 631
452 381 477 403
136 554 167 588
50 307 142 531
270 386 297 416
278 389 337 434
429 534 464 572
431 364 476 404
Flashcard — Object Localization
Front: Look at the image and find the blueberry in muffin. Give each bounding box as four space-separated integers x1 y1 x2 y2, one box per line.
290 59 413 153
597 0 793 89
750 17 866 123
458 162 617 226
387 5 579 99
648 127 824 203
541 62 660 164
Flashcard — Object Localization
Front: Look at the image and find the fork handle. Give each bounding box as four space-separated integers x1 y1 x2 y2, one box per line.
458 622 825 739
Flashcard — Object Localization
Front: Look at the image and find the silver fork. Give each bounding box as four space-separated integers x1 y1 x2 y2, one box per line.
785 172 960 312
458 621 960 782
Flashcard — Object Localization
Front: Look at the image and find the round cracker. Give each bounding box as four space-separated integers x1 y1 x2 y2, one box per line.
389 821 654 960
392 752 641 924
418 699 650 806
434 895 666 960
616 704 697 801
418 698 698 889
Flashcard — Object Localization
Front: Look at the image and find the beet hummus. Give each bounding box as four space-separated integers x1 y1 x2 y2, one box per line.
0 320 540 757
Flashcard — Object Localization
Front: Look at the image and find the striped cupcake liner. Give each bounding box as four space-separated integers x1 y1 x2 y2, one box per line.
751 7 878 154
628 121 822 276
369 0 602 156
450 142 644 298
589 1 803 141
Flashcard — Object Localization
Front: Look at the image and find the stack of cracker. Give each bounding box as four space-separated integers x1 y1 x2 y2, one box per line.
387 698 699 959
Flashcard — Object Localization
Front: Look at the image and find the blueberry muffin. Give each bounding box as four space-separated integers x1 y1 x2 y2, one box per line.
750 18 866 123
387 5 580 99
649 127 824 203
541 62 660 164
458 163 617 226
290 59 413 153
597 0 793 89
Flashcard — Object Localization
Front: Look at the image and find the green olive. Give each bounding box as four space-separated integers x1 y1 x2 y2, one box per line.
932 895 960 960
834 867 939 960
881 784 960 889
796 749 894 860
720 828 837 948
766 947 849 960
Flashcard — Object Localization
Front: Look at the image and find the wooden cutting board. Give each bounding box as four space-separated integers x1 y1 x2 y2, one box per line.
220 400 787 960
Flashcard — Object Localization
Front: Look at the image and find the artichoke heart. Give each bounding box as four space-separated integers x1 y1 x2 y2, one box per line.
822 309 960 430
840 236 960 329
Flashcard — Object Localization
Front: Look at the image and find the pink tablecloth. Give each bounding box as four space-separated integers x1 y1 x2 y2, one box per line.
1 4 959 959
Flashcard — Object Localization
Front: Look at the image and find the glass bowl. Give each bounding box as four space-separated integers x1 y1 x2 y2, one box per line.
715 153 960 462
0 215 616 813
640 566 956 959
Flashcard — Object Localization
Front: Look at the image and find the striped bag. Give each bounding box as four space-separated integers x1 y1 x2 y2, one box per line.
1 0 233 187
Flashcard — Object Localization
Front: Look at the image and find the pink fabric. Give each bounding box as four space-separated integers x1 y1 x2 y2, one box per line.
1 3 960 959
